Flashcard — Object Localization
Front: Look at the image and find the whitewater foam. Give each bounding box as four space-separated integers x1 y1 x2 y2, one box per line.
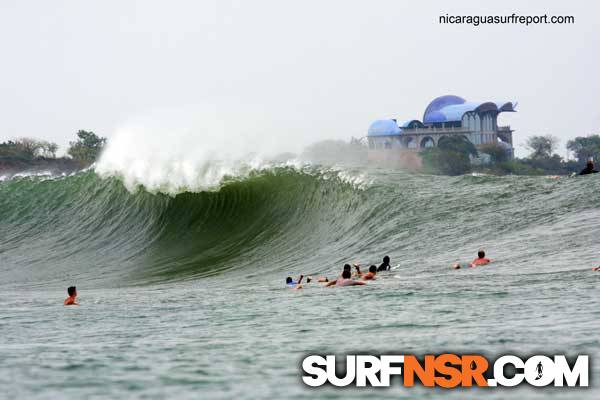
95 105 370 194
96 157 370 195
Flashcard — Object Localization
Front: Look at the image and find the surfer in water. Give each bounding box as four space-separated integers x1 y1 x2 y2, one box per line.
377 255 391 272
64 286 79 305
452 250 491 269
333 269 366 287
326 264 365 287
355 264 377 280
579 160 598 175
471 250 491 267
286 275 304 289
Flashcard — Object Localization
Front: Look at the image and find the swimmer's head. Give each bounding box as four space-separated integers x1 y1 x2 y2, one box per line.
587 160 594 168
383 255 390 264
286 277 293 284
369 265 377 273
67 286 77 296
343 264 351 271
478 250 485 258
342 270 351 279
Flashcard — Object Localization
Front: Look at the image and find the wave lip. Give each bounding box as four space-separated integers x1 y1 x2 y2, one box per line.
95 151 372 195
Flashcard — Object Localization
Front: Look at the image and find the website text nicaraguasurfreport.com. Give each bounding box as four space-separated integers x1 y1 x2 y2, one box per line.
439 13 575 27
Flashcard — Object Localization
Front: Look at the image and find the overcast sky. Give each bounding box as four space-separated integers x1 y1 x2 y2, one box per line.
0 0 598 157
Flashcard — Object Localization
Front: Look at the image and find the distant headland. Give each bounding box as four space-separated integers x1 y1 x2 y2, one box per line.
0 130 106 178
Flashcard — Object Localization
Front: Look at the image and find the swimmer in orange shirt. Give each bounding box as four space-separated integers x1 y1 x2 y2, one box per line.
354 263 377 280
470 250 491 267
64 286 79 305
452 250 491 269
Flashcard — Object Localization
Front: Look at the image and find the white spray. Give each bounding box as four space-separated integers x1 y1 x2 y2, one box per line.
95 103 323 194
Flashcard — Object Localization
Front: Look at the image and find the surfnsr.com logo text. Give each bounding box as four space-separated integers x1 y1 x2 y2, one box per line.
302 354 589 388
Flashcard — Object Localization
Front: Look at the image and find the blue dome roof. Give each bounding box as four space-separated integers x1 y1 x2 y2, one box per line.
423 95 517 124
423 95 466 122
367 119 402 136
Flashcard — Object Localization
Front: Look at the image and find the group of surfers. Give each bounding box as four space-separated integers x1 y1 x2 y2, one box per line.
285 250 497 290
63 244 599 303
60 252 492 302
285 246 600 290
286 255 392 290
284 245 600 290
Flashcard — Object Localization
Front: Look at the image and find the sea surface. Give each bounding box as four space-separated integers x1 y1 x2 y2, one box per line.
1 166 599 399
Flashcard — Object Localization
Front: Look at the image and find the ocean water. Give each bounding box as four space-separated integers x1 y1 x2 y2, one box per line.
1 165 599 399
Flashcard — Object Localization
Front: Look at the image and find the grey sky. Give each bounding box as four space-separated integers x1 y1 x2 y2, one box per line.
0 0 598 157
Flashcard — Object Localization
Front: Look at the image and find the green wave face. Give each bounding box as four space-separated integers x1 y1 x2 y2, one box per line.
0 167 371 287
1 168 599 288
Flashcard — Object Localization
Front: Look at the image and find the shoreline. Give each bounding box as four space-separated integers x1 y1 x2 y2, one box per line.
0 158 90 178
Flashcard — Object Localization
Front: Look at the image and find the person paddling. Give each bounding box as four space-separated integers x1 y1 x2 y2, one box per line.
325 264 352 286
452 250 492 269
286 275 304 289
333 269 365 287
355 263 377 280
377 256 391 272
64 286 79 305
470 250 491 267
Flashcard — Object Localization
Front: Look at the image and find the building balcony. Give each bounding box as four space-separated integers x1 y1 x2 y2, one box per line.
403 126 470 135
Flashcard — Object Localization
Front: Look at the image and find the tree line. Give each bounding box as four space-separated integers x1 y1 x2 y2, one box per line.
0 130 106 164
420 134 600 176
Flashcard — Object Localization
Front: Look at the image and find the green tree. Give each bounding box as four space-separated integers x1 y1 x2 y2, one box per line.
525 135 558 159
1 139 58 160
47 142 58 158
522 154 565 173
39 141 58 158
17 138 45 159
419 135 475 175
67 130 106 162
420 148 471 176
437 135 478 157
479 142 509 163
0 141 19 158
566 135 600 164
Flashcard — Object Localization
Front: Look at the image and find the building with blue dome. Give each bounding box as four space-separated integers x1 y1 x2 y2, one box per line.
367 95 516 166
